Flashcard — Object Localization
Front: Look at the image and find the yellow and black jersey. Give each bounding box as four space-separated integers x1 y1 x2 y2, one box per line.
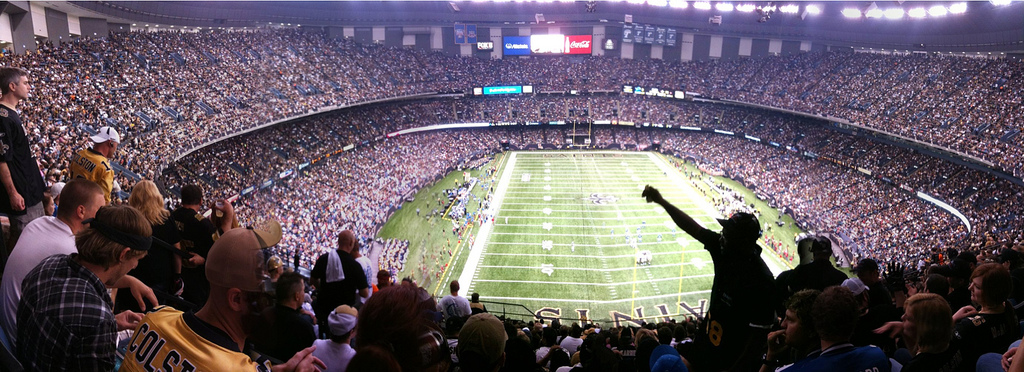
68 148 114 202
120 307 273 372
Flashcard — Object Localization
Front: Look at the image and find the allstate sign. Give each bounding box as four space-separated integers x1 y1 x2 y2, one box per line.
503 36 531 56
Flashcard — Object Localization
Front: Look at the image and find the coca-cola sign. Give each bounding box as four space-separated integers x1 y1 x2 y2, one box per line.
565 35 593 54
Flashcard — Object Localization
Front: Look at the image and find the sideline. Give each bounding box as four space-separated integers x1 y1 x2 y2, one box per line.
456 152 518 296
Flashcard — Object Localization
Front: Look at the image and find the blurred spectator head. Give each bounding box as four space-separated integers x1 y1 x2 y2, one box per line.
841 278 869 309
266 255 284 278
924 274 950 295
274 271 304 305
854 258 881 284
78 205 152 282
717 212 761 250
457 313 507 372
801 236 833 260
450 280 460 294
328 305 358 342
128 180 169 225
90 126 121 158
649 344 688 372
0 67 29 97
50 181 66 205
202 220 282 333
970 263 1011 308
377 269 393 288
180 184 204 206
355 285 450 371
471 292 480 303
782 289 821 351
56 178 105 222
337 229 356 253
902 293 953 354
812 286 860 344
997 249 1023 270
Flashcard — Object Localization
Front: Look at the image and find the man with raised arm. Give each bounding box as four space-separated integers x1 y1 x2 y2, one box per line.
642 185 776 371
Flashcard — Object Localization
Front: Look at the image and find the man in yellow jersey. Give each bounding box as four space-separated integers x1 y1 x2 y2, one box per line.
120 219 325 372
69 126 119 203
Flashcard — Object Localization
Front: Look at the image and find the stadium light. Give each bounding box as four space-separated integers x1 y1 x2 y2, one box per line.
865 8 883 18
991 0 1012 5
949 3 967 13
669 0 688 8
716 3 734 11
805 5 821 14
779 4 799 13
628 0 645 4
908 8 927 18
735 4 755 12
928 5 948 16
648 0 669 6
884 8 904 19
693 1 711 10
842 8 862 18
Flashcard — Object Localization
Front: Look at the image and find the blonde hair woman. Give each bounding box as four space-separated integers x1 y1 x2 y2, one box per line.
115 180 183 312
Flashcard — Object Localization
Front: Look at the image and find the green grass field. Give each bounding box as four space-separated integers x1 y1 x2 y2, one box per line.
380 150 805 326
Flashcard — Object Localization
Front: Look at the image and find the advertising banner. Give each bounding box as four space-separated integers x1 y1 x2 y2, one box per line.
667 28 677 46
644 25 655 44
655 27 666 45
565 35 593 54
503 36 531 55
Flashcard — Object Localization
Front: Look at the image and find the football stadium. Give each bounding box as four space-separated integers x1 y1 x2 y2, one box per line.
0 1 1021 371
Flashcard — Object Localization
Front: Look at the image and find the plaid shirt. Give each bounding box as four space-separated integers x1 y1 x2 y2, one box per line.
16 254 117 371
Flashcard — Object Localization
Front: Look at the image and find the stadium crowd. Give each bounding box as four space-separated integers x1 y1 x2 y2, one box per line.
0 27 1023 372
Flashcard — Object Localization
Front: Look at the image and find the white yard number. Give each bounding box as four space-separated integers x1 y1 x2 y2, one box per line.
542 241 553 250
541 264 554 276
542 208 552 215
542 222 553 231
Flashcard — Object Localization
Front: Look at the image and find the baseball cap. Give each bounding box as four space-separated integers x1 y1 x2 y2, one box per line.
205 220 283 292
90 126 121 144
853 258 879 274
328 305 358 336
842 278 867 296
716 212 762 240
799 236 832 254
458 313 507 366
267 255 283 271
650 344 688 372
50 182 65 198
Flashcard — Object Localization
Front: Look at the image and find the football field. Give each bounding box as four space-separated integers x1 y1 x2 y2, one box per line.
455 151 787 326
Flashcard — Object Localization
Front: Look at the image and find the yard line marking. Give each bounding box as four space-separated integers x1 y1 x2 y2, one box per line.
472 274 714 286
480 290 712 304
483 249 705 258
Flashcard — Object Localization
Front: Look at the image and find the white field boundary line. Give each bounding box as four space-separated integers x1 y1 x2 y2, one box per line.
472 274 715 286
488 222 710 227
495 215 714 221
648 153 787 277
483 249 707 257
482 290 712 304
456 152 517 296
490 232 698 238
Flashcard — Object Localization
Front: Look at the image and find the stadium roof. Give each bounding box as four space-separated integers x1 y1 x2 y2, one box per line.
68 1 1024 52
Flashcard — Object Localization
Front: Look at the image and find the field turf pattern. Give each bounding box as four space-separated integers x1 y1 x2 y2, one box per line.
379 150 804 325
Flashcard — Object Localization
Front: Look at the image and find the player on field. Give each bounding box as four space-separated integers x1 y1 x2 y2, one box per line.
643 185 776 371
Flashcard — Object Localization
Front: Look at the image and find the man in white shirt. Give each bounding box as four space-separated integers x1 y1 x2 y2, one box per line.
559 323 585 357
312 305 357 372
438 280 472 321
351 240 374 306
0 179 156 349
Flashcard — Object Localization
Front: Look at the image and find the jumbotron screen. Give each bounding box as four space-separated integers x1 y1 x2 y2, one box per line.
503 35 592 56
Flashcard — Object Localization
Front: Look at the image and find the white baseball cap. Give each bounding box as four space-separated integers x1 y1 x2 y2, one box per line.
90 126 121 144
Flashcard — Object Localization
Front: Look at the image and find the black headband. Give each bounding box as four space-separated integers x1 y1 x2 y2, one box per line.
83 218 155 251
